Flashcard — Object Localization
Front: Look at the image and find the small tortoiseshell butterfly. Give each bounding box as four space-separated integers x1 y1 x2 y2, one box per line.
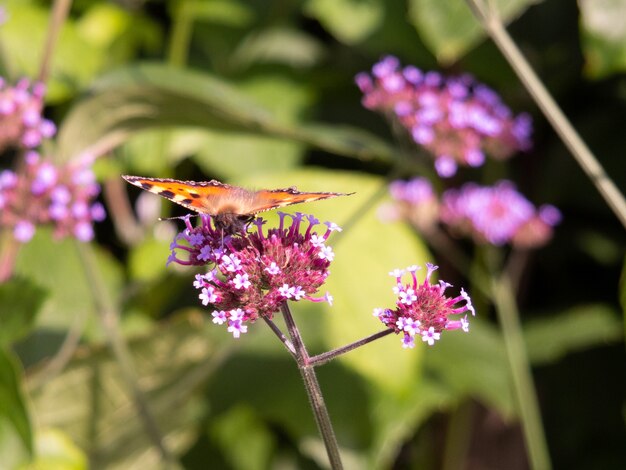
122 175 353 232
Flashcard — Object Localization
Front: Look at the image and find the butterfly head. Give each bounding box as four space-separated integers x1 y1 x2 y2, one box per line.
213 213 255 234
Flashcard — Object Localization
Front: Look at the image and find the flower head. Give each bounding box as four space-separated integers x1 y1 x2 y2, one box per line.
379 177 439 231
441 180 560 247
0 156 105 243
0 78 56 152
374 263 475 347
169 212 338 338
356 56 532 177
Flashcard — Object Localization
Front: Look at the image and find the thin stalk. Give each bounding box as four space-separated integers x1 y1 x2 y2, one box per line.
75 242 177 467
103 177 144 246
465 0 626 229
27 310 86 390
490 272 551 470
426 224 548 467
262 316 296 357
308 329 393 367
0 232 20 282
422 226 493 298
39 0 72 84
280 302 343 470
167 2 193 67
441 401 475 470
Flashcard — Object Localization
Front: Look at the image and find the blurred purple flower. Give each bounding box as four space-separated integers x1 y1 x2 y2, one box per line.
378 177 439 231
356 56 532 177
0 154 106 243
0 78 56 152
441 180 561 247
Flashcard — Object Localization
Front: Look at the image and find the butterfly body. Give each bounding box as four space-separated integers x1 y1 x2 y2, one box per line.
122 175 352 232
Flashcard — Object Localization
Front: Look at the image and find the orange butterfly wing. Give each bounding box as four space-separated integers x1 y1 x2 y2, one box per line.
122 175 353 216
249 188 351 214
122 176 242 214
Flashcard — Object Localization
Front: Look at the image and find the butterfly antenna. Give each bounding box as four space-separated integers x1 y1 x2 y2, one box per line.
158 214 201 222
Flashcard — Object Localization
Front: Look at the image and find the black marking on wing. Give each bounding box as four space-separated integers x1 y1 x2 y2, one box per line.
160 190 175 199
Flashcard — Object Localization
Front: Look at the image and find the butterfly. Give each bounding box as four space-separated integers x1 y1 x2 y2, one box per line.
122 175 353 232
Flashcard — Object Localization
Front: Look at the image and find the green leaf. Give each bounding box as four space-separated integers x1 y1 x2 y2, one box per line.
231 27 325 69
368 380 454 468
118 129 175 176
205 352 372 463
56 63 272 163
14 230 123 342
0 277 47 346
1 1 102 102
28 313 230 469
295 123 395 162
57 64 394 166
424 318 515 418
129 237 172 282
305 0 384 45
524 304 622 365
76 3 162 64
0 348 33 462
187 75 312 178
174 0 254 27
408 0 541 63
76 3 133 47
209 405 275 470
579 0 626 78
25 428 88 470
0 1 162 102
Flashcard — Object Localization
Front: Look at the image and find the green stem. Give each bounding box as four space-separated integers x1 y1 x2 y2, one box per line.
75 242 178 467
167 1 193 67
441 401 474 470
0 232 20 282
39 0 72 84
280 302 343 470
27 309 86 390
465 0 626 229
491 272 552 470
426 226 549 468
308 329 393 367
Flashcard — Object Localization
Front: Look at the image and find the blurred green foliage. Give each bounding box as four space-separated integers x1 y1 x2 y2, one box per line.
0 0 624 469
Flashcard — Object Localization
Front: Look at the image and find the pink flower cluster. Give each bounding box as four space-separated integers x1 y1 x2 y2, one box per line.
374 263 475 348
441 180 561 247
0 151 106 243
355 56 532 177
0 78 56 152
383 177 561 248
169 213 338 338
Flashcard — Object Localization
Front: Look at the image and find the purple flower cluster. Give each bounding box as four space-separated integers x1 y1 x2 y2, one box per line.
355 56 532 177
383 177 560 248
441 180 561 247
0 151 106 243
374 263 475 348
168 212 338 338
0 78 56 152
379 177 439 231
